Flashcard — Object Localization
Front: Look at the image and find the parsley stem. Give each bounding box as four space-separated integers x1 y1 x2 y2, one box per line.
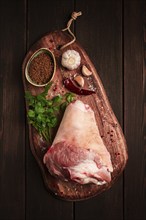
25 84 76 143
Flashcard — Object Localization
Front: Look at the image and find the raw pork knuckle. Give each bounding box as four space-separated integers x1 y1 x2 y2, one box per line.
43 100 113 185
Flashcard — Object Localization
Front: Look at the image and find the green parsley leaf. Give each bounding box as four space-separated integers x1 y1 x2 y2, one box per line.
25 84 76 142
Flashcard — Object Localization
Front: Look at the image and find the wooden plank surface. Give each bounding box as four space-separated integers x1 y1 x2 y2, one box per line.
0 1 26 220
25 1 74 220
124 1 146 220
0 0 146 220
75 1 124 220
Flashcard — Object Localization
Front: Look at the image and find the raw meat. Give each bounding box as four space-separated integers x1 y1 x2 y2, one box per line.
43 100 113 185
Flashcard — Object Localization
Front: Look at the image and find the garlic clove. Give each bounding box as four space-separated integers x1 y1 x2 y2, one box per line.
74 75 84 87
82 65 92 76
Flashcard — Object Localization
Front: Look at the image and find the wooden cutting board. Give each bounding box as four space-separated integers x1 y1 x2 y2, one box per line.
22 30 128 201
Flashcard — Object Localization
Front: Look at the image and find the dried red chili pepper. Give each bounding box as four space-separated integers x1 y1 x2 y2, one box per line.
63 78 96 95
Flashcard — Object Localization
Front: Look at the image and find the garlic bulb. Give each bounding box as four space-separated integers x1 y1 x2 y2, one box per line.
61 50 81 70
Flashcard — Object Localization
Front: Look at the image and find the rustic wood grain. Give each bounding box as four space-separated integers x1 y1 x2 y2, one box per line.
0 0 146 219
0 1 26 220
25 1 74 220
22 29 127 201
124 1 146 220
75 0 124 219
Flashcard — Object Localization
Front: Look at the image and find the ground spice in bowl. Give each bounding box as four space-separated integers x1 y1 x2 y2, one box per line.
28 51 54 85
25 48 56 87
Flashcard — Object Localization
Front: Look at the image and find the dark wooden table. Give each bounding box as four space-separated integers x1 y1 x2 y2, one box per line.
0 0 145 220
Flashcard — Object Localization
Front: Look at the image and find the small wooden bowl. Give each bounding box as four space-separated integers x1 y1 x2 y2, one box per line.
25 48 56 87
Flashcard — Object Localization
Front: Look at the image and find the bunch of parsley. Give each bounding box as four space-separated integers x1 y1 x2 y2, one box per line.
25 83 75 142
